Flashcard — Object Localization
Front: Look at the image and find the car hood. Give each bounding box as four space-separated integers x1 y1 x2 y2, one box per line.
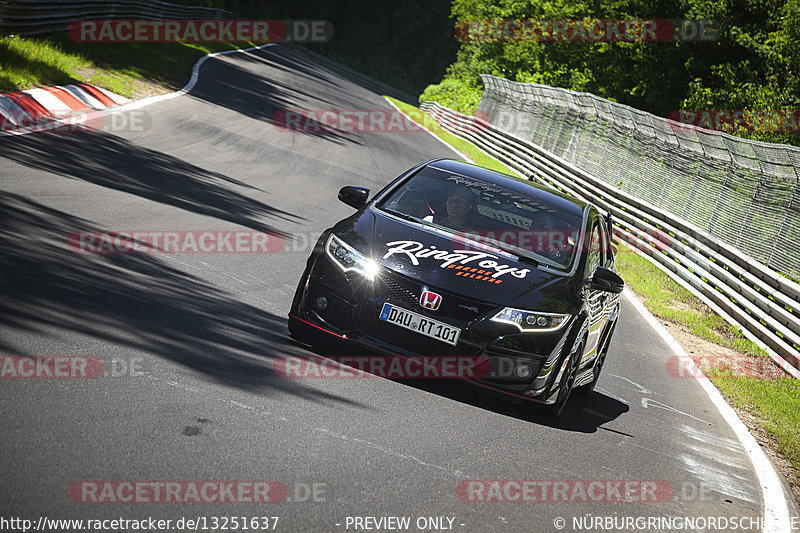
332 209 579 310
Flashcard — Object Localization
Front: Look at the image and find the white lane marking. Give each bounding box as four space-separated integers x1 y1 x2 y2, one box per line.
114 43 278 112
138 369 469 478
1 43 278 137
624 287 791 532
382 98 474 163
640 398 711 424
593 385 628 404
314 427 468 478
606 373 652 394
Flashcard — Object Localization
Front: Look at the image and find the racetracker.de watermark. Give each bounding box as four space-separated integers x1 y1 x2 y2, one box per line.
457 480 674 502
0 110 152 134
68 19 333 43
69 481 286 504
667 109 800 133
63 228 657 256
67 231 285 254
0 356 104 379
273 354 491 379
666 355 786 379
455 18 719 42
272 109 490 134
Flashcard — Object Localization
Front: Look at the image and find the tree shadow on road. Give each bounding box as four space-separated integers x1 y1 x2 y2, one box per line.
185 47 363 145
0 193 366 408
378 379 632 437
380 375 630 434
0 129 302 234
289 337 631 433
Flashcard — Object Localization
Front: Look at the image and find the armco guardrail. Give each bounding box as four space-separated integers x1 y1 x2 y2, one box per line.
420 100 800 378
0 0 236 35
478 75 800 281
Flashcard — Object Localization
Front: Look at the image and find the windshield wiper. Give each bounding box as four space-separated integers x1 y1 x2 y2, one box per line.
459 232 539 267
492 241 540 268
382 209 430 227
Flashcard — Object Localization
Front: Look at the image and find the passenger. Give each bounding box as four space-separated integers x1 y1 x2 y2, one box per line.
537 215 565 262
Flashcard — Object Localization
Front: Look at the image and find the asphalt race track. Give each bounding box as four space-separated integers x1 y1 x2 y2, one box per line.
0 46 797 532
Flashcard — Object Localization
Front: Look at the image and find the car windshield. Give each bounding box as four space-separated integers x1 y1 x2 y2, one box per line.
376 166 583 269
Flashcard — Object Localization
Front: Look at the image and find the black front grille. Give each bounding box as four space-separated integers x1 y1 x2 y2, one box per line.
380 271 495 326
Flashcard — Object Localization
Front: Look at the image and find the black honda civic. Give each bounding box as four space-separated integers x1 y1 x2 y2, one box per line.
289 159 624 416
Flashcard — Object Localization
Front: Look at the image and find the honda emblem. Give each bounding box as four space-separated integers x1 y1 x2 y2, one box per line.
419 290 442 311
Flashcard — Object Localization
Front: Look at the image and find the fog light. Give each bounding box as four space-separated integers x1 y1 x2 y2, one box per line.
514 364 532 379
315 296 328 310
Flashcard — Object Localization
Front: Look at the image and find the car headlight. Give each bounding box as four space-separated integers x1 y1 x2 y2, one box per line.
491 308 571 332
325 234 379 280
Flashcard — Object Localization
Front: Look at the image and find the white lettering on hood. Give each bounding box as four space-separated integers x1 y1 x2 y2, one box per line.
383 240 530 279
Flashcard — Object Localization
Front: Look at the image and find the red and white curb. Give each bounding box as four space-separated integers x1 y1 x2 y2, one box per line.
0 83 129 134
0 43 277 137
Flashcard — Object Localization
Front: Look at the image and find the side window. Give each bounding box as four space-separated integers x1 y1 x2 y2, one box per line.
597 216 609 267
587 222 602 276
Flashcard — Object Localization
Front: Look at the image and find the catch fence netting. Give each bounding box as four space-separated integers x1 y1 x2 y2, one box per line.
479 74 800 279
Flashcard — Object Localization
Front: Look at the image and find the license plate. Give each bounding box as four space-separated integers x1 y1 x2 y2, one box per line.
379 303 461 346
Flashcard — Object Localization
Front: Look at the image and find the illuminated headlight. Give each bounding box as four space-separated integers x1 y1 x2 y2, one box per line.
325 234 379 280
491 308 570 332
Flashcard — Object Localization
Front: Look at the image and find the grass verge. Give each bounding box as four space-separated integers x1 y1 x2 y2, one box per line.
618 246 800 481
710 372 800 470
615 246 767 357
386 95 800 492
0 32 249 98
385 97 516 176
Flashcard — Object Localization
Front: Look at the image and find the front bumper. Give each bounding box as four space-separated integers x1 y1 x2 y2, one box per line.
290 253 575 402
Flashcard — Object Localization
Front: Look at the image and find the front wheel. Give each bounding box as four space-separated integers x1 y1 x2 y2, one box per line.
578 324 615 396
543 341 583 418
577 345 606 396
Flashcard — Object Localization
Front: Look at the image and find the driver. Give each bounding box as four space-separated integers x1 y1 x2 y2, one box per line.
435 186 478 232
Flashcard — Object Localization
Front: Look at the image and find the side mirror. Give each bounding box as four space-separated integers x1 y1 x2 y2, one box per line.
587 267 624 293
338 186 370 210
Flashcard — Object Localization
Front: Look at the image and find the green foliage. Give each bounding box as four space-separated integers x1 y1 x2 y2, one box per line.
679 0 800 144
0 33 238 96
1 0 458 98
425 0 800 146
224 0 459 96
419 77 482 113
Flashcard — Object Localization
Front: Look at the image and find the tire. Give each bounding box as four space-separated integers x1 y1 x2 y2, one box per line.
543 341 583 417
577 341 608 396
578 323 615 396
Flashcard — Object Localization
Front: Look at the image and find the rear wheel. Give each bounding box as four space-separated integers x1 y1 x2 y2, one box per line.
543 341 583 418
